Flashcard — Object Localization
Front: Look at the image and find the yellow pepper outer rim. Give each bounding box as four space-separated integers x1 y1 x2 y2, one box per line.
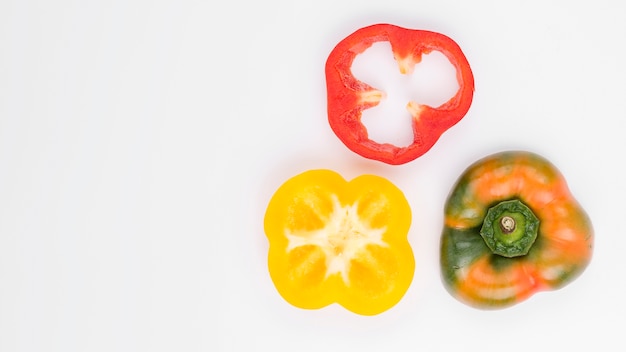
264 169 415 316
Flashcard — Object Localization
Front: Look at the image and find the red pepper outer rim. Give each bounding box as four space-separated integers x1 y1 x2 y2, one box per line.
325 23 475 165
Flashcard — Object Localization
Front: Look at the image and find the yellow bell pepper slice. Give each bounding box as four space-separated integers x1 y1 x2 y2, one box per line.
264 169 414 316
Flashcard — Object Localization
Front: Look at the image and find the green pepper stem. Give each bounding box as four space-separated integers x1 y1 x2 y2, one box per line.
480 199 539 258
500 216 516 234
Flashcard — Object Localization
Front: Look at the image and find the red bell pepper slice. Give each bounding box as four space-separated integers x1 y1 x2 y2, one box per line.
325 23 475 165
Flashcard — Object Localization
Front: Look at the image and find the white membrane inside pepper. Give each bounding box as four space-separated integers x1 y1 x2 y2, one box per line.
351 41 459 147
285 195 387 283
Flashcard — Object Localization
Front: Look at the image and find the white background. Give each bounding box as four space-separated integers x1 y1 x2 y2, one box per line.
1 0 625 351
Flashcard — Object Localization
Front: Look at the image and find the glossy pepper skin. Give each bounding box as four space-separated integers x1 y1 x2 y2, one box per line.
325 23 475 165
264 169 414 315
440 151 593 309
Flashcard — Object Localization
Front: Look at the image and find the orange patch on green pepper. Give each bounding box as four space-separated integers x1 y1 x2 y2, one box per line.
440 151 593 309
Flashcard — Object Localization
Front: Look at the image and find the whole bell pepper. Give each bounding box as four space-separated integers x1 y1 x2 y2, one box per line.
440 151 593 309
325 23 475 165
264 169 414 315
